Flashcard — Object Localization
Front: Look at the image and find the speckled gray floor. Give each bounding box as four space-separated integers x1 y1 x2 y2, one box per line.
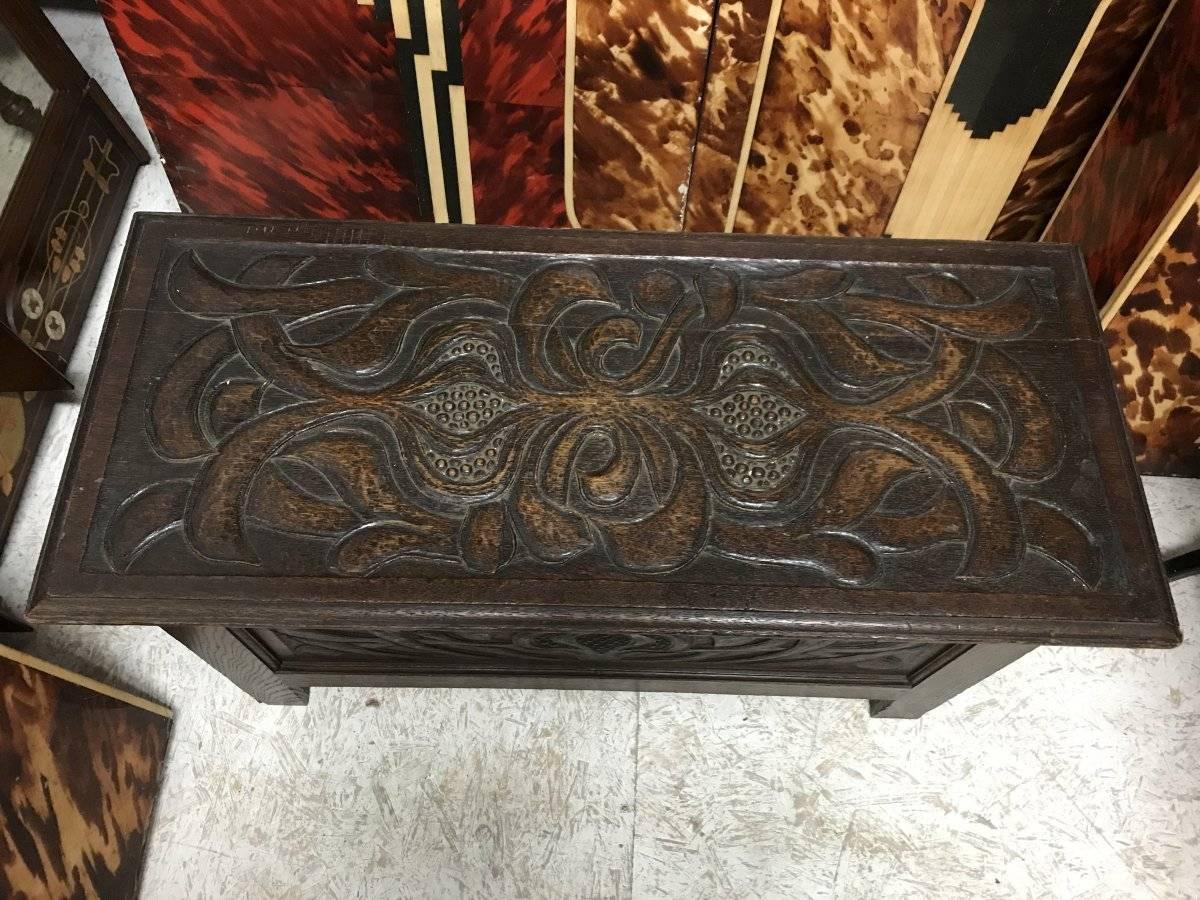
1 11 1197 899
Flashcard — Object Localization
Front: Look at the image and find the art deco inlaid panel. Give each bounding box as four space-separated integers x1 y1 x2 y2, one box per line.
84 236 1123 598
1043 0 1200 310
1 96 143 547
988 0 1170 242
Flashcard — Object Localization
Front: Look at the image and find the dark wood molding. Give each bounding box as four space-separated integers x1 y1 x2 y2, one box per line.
869 643 1033 719
165 626 309 705
28 215 1177 715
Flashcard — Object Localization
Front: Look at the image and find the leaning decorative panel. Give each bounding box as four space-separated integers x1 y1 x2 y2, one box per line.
726 0 975 237
0 644 170 899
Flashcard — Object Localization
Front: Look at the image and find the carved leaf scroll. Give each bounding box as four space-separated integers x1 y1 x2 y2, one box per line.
103 245 1101 592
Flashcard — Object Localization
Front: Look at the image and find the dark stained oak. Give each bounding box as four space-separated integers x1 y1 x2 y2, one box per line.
28 215 1180 716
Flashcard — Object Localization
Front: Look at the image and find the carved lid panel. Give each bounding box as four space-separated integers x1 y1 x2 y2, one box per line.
31 217 1177 646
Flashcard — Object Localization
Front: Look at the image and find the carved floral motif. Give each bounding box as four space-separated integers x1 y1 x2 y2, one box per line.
102 246 1100 589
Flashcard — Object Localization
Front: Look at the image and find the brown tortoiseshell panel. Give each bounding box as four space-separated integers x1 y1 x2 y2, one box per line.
732 0 975 237
125 74 420 219
98 0 398 94
459 0 565 107
1107 199 1200 475
988 0 1170 242
467 100 567 227
1043 0 1200 307
683 0 776 232
0 647 170 899
569 0 715 231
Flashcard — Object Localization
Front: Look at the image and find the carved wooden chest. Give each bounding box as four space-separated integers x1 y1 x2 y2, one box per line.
29 215 1179 717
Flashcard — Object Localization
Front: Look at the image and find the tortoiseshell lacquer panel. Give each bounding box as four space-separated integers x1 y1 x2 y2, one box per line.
731 0 975 237
1108 199 1200 475
0 650 169 899
1043 0 1200 307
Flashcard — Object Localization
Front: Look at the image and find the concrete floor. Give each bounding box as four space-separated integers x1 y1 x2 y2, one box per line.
1 10 1197 899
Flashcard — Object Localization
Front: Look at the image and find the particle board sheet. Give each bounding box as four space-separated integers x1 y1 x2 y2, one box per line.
0 644 171 899
729 0 975 237
566 0 716 231
887 0 1109 240
987 0 1170 241
1043 0 1200 317
1108 196 1200 476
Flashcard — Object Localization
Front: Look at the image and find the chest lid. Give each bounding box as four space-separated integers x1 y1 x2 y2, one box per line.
30 215 1178 647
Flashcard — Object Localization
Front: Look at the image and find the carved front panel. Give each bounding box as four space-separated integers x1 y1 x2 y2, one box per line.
89 239 1121 595
252 627 957 681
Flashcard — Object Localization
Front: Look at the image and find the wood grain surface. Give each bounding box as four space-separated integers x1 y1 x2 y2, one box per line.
988 0 1170 241
1108 196 1200 475
731 0 975 236
28 216 1176 652
567 0 715 230
0 646 169 899
1044 0 1200 312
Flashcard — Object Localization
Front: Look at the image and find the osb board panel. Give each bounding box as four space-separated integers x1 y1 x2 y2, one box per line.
731 0 975 237
569 0 715 231
1044 0 1200 307
0 651 170 899
989 0 1169 242
682 0 776 232
1108 199 1200 476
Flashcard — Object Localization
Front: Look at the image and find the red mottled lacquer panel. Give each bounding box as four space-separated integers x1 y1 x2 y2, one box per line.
127 74 419 219
468 101 567 226
459 0 565 107
99 0 397 93
989 0 1169 242
1043 0 1200 307
1107 199 1200 475
101 0 419 219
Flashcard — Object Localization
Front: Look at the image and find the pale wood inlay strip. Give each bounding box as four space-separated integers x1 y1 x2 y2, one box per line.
722 0 784 233
1101 167 1200 326
0 643 173 718
563 0 582 228
887 0 1111 240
